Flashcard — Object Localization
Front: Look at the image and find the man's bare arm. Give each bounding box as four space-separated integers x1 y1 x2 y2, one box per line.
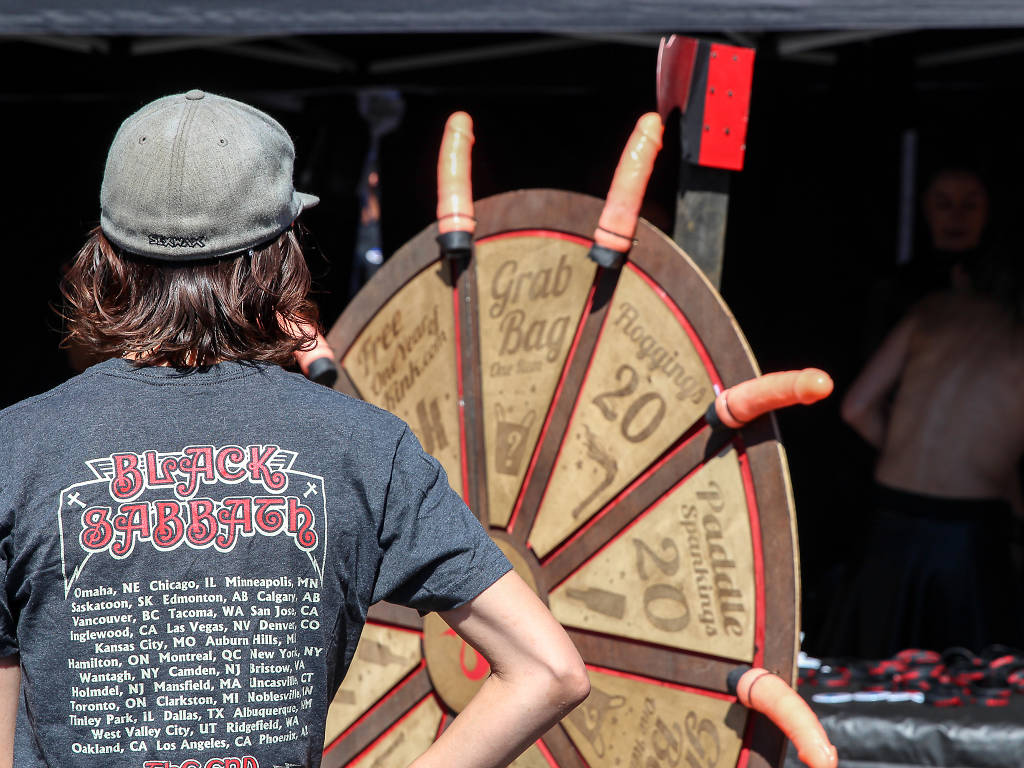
0 654 19 768
841 312 916 448
408 571 590 768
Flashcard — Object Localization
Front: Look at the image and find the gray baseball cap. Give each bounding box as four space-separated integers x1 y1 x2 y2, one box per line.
100 89 319 261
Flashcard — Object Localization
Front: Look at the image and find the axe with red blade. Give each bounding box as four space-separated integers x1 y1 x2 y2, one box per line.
658 35 755 172
657 35 755 288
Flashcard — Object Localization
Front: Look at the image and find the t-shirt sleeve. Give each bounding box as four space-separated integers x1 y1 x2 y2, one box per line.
371 426 512 613
0 492 18 657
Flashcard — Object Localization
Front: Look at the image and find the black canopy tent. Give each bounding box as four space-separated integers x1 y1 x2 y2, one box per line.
5 11 1024 768
4 0 1024 34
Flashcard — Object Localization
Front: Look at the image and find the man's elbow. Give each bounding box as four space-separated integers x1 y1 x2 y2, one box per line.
547 652 591 711
564 662 591 708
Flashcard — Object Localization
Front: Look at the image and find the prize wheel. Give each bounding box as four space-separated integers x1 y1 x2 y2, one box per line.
321 188 801 768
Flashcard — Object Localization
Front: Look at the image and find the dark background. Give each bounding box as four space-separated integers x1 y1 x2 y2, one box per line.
2 31 1020 644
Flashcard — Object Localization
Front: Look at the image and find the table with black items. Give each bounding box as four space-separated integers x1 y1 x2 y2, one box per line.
785 648 1024 767
784 691 1024 767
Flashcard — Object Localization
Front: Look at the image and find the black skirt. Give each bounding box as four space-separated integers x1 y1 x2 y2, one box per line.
818 484 1023 658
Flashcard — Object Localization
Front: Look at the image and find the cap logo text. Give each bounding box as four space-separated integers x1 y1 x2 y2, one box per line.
149 233 207 249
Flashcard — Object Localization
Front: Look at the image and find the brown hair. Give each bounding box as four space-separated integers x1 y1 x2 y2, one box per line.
60 227 318 368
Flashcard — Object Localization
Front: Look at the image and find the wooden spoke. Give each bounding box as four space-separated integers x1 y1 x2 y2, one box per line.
507 265 618 545
346 693 444 767
452 254 490 523
322 665 433 768
567 629 741 694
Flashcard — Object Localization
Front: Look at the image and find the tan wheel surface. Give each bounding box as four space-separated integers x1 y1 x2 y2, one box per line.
322 190 799 768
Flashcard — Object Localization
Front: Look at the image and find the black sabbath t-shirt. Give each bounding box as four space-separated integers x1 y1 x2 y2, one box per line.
0 359 510 767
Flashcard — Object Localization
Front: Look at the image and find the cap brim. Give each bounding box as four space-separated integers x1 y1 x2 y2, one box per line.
295 191 320 211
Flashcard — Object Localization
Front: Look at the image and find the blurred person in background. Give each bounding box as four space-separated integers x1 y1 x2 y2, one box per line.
825 240 1024 658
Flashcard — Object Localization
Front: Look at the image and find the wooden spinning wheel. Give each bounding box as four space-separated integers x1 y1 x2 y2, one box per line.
320 186 803 768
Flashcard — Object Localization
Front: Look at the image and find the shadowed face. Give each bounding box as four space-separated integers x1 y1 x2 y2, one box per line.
923 171 989 253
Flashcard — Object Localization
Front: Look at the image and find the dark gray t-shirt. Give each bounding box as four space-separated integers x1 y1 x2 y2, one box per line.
0 358 510 767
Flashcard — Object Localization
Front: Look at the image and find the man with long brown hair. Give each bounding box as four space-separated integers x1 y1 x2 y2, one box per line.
0 90 588 768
